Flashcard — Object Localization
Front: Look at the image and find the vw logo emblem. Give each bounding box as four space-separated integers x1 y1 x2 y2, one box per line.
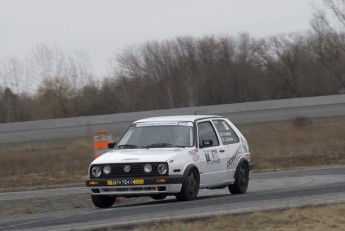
124 165 131 173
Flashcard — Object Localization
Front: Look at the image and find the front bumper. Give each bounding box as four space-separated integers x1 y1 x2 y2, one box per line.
86 175 184 196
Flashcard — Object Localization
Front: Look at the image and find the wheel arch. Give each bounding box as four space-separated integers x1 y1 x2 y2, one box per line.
182 164 200 182
234 157 249 178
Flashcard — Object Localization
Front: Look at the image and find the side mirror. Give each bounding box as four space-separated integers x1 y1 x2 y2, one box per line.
108 141 117 149
201 139 213 147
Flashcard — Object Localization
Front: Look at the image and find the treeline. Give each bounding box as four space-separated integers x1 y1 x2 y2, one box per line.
1 0 345 123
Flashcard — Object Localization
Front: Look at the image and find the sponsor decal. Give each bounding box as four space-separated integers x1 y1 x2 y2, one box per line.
227 145 242 169
121 158 140 161
205 150 220 164
205 152 211 162
222 121 230 130
136 121 193 127
219 131 232 137
241 137 248 153
117 130 133 145
219 131 234 143
211 150 220 164
178 122 194 127
189 149 200 161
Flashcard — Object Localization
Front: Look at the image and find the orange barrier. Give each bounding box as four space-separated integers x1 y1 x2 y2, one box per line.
93 130 113 159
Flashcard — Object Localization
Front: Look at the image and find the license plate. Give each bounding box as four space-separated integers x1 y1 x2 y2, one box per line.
107 179 144 186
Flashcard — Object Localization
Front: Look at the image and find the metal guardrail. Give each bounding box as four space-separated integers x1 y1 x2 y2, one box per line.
0 94 344 144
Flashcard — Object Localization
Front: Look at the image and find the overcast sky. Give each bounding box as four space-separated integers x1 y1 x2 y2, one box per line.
1 0 323 77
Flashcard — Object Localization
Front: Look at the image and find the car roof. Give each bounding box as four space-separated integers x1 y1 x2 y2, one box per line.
134 115 222 123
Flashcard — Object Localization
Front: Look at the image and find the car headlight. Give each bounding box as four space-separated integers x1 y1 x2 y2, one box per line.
144 164 152 173
157 163 168 175
103 165 111 175
91 166 102 177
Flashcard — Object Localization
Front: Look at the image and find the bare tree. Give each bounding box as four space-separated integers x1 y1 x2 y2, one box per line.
29 44 66 84
310 0 345 92
256 33 309 98
66 50 94 89
0 57 33 94
0 57 34 121
29 44 93 91
26 45 96 119
323 0 345 27
30 77 75 119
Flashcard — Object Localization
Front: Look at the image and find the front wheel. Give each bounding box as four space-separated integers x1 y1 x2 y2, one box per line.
229 162 249 194
91 195 116 208
176 169 199 201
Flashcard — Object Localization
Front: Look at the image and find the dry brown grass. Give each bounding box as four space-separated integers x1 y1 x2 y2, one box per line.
111 203 345 231
240 116 345 172
0 139 94 190
0 116 345 190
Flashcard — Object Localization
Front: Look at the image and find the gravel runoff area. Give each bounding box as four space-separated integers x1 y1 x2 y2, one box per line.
0 191 90 217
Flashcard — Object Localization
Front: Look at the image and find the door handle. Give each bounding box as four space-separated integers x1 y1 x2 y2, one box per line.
219 149 225 153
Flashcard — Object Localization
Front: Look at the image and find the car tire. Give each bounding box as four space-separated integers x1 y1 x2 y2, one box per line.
91 195 116 208
229 162 249 194
151 194 167 200
176 169 199 201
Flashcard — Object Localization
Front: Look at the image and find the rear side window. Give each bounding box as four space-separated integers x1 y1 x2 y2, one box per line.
197 121 219 148
212 120 239 145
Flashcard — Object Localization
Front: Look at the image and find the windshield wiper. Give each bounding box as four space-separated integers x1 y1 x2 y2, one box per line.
116 144 144 149
145 143 185 148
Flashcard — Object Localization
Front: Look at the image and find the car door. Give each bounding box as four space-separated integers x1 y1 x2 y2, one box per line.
197 120 228 186
212 119 241 180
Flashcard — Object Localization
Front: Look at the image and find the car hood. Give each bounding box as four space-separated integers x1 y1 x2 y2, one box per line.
91 148 193 164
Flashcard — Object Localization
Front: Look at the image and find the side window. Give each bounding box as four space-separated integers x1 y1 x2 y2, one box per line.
212 120 239 145
197 121 219 148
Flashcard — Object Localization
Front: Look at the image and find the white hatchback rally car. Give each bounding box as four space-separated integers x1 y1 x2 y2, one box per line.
86 115 253 208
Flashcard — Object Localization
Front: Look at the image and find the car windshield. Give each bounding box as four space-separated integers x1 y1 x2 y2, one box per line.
116 121 194 149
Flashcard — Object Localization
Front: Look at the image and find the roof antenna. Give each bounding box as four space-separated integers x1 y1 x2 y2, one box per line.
194 106 201 115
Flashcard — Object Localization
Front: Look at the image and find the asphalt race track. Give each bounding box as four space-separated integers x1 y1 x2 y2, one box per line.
0 166 345 231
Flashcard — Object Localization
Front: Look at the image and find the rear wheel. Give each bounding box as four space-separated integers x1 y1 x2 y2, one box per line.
176 169 199 201
151 194 167 200
91 195 116 208
229 162 249 194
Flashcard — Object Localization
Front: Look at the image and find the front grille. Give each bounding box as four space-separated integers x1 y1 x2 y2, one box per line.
90 162 167 178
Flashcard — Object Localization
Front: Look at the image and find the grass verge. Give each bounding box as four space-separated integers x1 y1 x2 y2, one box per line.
0 139 94 191
240 116 345 171
111 203 345 231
